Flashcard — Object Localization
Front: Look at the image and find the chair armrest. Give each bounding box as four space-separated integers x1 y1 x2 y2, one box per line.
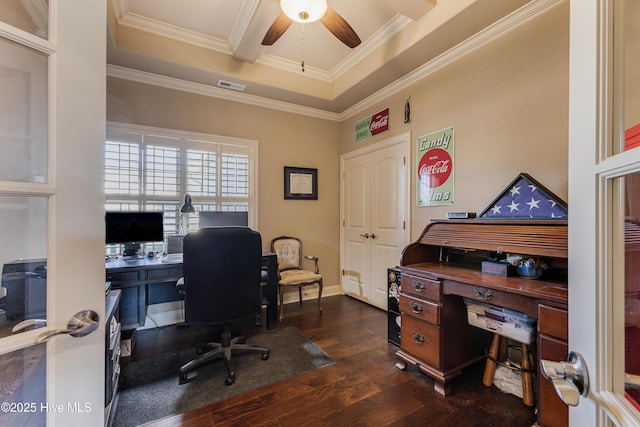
303 255 320 274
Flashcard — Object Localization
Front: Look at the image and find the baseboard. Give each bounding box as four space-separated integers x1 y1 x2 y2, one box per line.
281 283 341 305
139 301 185 330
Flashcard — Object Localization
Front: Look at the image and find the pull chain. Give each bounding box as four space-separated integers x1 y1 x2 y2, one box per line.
301 23 305 72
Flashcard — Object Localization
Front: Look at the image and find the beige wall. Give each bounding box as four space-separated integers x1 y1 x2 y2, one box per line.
107 3 570 297
339 3 569 240
106 79 342 290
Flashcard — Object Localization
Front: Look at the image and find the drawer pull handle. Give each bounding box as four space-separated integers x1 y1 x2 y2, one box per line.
412 332 425 345
412 281 425 292
473 286 493 300
410 301 423 313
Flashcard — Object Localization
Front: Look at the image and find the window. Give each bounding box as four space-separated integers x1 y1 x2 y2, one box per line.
105 123 257 254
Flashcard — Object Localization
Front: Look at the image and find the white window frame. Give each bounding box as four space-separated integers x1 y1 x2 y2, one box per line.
105 122 258 252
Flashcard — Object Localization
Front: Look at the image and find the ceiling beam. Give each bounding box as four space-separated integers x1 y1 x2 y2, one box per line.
231 0 280 63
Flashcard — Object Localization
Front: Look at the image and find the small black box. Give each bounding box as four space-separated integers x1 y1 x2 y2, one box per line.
387 311 401 346
481 261 516 277
446 212 476 219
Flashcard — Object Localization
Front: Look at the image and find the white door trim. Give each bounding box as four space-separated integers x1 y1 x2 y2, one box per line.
339 132 412 296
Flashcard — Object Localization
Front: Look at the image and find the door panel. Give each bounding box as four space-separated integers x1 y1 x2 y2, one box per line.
343 158 371 300
343 240 369 299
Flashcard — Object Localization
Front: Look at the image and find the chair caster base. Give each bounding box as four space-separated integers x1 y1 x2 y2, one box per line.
178 372 190 385
262 351 270 361
225 373 235 385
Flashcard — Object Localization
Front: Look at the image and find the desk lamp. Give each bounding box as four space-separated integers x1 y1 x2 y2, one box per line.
180 194 195 234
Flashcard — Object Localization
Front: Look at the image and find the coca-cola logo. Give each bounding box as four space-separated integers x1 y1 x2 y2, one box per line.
370 115 388 130
418 148 452 188
369 109 389 135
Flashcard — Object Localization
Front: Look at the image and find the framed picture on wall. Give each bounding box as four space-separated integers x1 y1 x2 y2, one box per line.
284 166 318 200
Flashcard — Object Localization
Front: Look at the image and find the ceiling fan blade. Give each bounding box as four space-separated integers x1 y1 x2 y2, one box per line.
320 7 361 48
262 13 292 46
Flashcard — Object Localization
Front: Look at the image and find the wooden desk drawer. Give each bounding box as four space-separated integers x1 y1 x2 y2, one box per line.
538 304 568 341
400 294 439 325
147 266 183 280
401 273 441 301
401 314 440 368
106 270 139 283
443 279 538 318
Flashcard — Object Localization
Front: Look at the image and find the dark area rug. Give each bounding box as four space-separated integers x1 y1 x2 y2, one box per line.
112 326 334 427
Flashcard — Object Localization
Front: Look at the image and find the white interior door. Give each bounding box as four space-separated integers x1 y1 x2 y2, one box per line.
341 133 410 309
0 2 106 426
565 0 640 425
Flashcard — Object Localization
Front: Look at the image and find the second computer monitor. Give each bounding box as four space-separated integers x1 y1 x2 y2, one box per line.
198 211 248 228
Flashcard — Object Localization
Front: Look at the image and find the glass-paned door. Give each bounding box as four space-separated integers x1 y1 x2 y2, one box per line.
0 1 106 426
568 0 640 425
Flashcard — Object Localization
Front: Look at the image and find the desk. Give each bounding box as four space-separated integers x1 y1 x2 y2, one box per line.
105 251 279 331
396 219 568 427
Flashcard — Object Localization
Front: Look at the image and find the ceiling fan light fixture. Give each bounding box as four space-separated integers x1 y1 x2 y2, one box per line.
280 0 327 23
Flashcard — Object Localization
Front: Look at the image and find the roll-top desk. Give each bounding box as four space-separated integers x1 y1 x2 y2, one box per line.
396 219 568 427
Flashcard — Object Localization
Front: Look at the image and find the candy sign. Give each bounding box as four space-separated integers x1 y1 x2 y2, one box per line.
417 127 454 206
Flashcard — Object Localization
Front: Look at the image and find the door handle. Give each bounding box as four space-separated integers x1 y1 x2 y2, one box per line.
370 233 377 239
12 318 47 333
13 310 100 344
540 351 589 406
359 233 370 238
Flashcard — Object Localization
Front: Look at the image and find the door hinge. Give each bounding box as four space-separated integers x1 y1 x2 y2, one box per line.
342 269 345 276
403 156 406 165
342 220 345 227
403 221 406 230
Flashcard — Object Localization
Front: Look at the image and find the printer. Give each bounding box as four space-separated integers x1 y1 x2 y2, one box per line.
0 259 47 320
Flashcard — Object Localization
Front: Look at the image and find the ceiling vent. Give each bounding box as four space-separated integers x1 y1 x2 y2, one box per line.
217 80 245 92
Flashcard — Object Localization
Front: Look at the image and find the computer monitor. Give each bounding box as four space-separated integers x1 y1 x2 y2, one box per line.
105 211 164 258
198 211 248 228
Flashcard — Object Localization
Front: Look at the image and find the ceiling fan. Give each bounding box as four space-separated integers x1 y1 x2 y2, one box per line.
262 0 361 49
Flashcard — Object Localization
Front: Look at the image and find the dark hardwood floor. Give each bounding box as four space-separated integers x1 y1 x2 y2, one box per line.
123 295 537 427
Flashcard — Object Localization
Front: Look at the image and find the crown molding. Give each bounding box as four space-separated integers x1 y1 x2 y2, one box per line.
107 64 342 121
107 0 564 122
340 0 565 120
112 0 231 54
256 14 412 82
330 14 412 79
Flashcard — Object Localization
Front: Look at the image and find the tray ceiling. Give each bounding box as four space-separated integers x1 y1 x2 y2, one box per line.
107 0 541 116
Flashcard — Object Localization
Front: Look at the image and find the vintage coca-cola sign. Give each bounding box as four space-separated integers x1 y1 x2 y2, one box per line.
369 109 389 135
416 127 455 206
355 108 390 143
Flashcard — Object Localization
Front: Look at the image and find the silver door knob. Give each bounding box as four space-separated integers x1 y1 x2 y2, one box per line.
359 233 370 238
13 310 100 344
540 351 589 406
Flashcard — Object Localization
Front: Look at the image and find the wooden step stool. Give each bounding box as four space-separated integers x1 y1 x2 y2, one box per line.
482 333 535 407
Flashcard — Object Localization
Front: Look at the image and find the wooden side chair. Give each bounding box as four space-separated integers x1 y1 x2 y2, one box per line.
270 236 323 320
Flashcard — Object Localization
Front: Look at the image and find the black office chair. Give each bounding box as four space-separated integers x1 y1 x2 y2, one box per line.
178 227 270 385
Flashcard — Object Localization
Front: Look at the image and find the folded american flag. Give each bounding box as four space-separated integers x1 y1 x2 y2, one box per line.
480 173 568 219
